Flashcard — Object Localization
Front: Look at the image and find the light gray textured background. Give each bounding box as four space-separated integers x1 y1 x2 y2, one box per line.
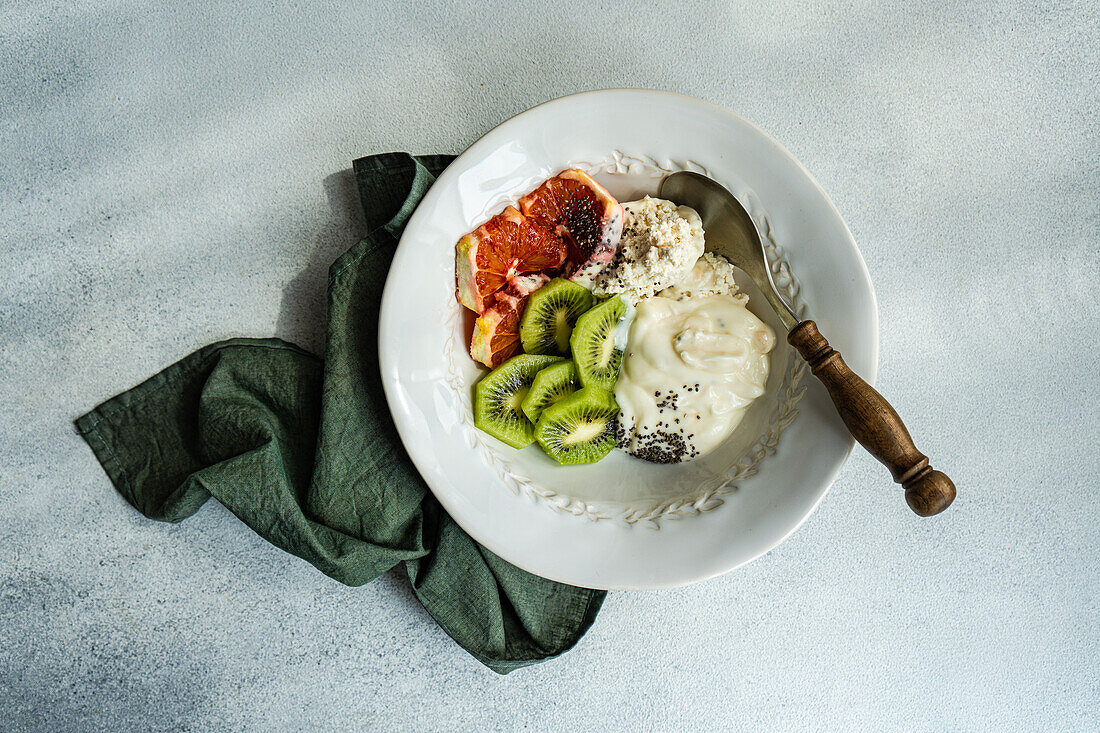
2 1 1097 730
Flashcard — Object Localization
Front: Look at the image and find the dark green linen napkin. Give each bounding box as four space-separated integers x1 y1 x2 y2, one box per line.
75 152 605 673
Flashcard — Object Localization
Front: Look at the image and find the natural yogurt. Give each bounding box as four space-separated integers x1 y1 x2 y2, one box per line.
614 267 775 463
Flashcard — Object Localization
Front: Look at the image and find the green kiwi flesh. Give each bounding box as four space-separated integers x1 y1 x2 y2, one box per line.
520 360 580 424
519 278 595 356
569 295 626 389
474 354 564 448
534 386 620 465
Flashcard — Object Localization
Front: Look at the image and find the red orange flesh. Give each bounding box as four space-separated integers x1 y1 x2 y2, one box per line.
518 169 624 281
455 206 565 314
469 273 549 368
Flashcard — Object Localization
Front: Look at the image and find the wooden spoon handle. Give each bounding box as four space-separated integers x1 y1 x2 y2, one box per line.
787 320 955 516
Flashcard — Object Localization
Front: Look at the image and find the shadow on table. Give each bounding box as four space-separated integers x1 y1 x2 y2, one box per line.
274 169 366 355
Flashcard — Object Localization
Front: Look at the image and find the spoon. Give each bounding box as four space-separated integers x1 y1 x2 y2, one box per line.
660 171 955 516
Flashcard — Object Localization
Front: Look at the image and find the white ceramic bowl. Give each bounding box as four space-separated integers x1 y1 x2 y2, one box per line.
379 90 877 589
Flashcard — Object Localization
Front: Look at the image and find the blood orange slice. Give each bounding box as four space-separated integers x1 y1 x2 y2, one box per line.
469 273 550 368
518 169 624 281
455 206 566 314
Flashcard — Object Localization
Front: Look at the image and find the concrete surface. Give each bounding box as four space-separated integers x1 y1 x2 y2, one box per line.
1 1 1097 730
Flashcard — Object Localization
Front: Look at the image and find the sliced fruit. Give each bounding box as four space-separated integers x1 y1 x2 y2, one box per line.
570 295 626 390
534 386 620 465
518 277 595 356
521 360 580 424
474 354 565 448
518 169 624 281
470 273 549 368
455 206 566 314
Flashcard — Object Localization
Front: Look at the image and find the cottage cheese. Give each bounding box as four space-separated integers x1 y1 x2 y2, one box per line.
659 252 744 301
591 197 705 303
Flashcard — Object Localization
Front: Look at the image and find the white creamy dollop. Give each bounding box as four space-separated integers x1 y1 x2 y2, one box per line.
659 252 744 301
614 293 775 462
592 197 705 303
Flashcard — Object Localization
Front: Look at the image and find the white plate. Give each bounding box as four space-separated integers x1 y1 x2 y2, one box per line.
379 90 877 590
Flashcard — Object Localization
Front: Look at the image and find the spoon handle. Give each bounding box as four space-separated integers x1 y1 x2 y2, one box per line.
787 320 955 516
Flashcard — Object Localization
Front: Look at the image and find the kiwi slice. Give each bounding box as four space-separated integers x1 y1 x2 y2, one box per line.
521 361 580 423
519 278 595 356
534 387 620 465
475 354 564 448
569 295 626 389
